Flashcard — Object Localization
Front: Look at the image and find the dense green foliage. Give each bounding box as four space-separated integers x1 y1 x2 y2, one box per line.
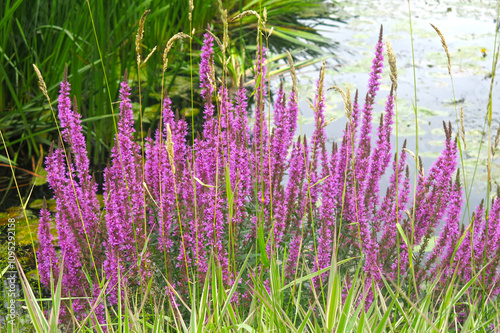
0 0 341 197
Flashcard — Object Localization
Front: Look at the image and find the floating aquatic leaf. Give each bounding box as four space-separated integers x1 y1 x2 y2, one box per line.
180 107 199 117
15 218 40 246
132 103 161 123
29 199 57 211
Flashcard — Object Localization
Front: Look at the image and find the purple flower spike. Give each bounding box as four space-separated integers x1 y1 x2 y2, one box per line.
364 88 395 227
104 77 145 304
356 26 384 185
58 77 90 185
200 31 215 99
37 203 59 288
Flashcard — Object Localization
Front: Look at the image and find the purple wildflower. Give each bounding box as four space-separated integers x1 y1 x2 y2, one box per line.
103 77 145 304
37 203 59 287
356 26 384 185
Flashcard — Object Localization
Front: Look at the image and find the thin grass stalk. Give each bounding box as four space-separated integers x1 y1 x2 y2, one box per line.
406 0 421 298
187 0 200 291
134 10 152 290
386 39 404 294
430 23 473 229
159 32 192 312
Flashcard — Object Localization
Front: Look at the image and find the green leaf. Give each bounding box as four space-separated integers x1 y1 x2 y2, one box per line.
374 296 395 333
237 323 256 333
250 73 262 97
181 107 199 117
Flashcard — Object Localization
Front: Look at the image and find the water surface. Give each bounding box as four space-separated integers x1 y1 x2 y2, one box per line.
283 0 500 218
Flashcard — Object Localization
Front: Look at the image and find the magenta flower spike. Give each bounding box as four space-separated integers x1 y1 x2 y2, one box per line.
232 84 252 226
57 78 90 184
430 171 462 279
310 64 328 205
56 75 102 248
488 195 500 260
356 26 384 185
43 75 106 319
364 88 395 227
413 122 457 247
252 45 269 150
379 143 410 276
37 204 59 288
103 77 145 303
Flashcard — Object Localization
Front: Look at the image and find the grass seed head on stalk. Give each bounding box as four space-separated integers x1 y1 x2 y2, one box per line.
230 10 260 23
166 123 175 175
430 23 451 75
286 51 299 104
162 33 191 73
386 39 398 91
189 0 194 21
135 9 151 66
222 9 229 53
460 106 467 151
493 121 500 155
327 84 351 123
33 64 50 104
142 45 157 67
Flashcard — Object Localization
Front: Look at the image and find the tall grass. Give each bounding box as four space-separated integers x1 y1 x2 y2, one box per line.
0 0 340 208
2 2 500 332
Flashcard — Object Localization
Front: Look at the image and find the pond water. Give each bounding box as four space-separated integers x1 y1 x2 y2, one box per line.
281 0 500 220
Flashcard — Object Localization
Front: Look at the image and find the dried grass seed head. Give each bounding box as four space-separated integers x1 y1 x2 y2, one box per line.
163 33 191 73
142 45 157 67
460 106 467 151
136 10 151 65
430 23 451 75
385 39 398 91
33 64 50 103
165 124 175 174
494 121 500 154
230 10 260 23
327 84 352 121
316 61 326 113
189 0 194 21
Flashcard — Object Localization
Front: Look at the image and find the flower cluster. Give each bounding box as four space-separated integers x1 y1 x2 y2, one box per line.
37 26 500 323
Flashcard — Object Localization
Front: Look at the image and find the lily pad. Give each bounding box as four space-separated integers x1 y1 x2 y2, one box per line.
15 218 40 246
0 207 35 225
31 165 47 186
393 121 426 137
341 55 376 74
427 139 446 147
418 106 448 117
29 198 57 211
132 103 161 123
181 107 200 117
